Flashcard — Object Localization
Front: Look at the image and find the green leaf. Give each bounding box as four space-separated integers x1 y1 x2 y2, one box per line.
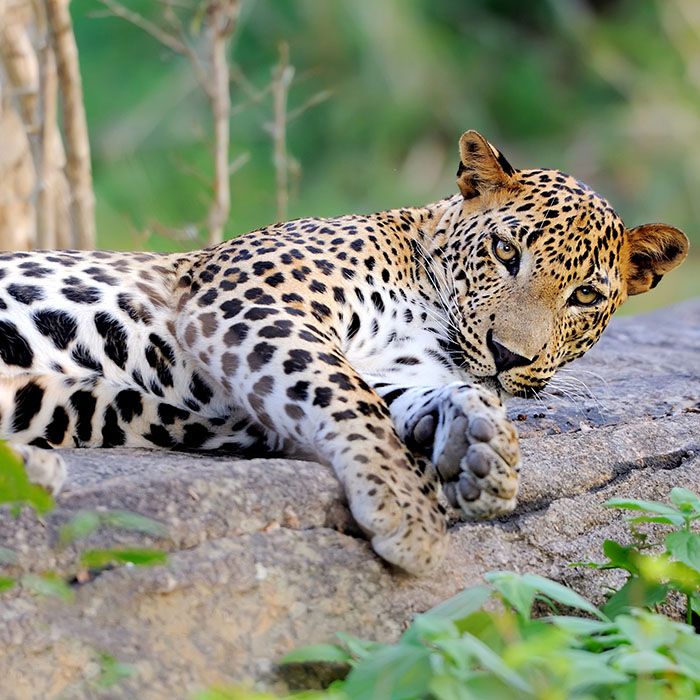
341 644 432 700
101 511 168 538
670 488 700 516
334 632 385 660
0 441 54 514
80 548 167 569
557 649 630 692
401 615 459 646
60 510 168 546
0 546 18 565
0 576 16 592
424 585 491 624
59 511 101 545
484 571 536 619
21 573 73 602
601 540 639 574
519 573 608 620
429 673 479 700
602 577 668 618
627 515 686 526
94 651 136 688
435 635 532 694
671 631 700 682
614 650 678 674
691 592 700 618
604 498 686 526
280 643 352 665
547 616 617 635
615 612 679 652
666 531 700 574
193 689 279 700
636 552 700 593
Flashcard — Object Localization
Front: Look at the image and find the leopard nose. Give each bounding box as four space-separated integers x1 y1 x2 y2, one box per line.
486 330 533 373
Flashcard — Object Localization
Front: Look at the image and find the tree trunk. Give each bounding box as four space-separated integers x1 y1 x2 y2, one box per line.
0 0 95 250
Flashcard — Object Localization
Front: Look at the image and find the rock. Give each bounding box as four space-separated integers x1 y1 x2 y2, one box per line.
1 300 699 699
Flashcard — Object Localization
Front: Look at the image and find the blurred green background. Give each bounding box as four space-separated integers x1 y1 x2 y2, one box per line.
72 0 698 314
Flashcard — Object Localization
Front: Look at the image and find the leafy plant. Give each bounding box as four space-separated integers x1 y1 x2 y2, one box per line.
579 487 700 624
280 575 700 699
0 442 172 693
1 446 170 598
0 441 53 515
273 488 700 700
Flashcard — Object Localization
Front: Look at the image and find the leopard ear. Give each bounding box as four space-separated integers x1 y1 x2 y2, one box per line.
456 130 517 199
623 223 689 296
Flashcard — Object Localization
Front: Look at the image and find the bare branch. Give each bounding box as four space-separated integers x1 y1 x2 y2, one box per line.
286 88 332 124
271 42 292 222
96 0 188 54
45 0 96 249
205 0 239 245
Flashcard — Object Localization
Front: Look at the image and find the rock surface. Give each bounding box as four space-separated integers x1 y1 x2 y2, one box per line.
1 299 699 700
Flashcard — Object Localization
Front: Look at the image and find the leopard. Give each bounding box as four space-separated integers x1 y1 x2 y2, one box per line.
0 130 688 575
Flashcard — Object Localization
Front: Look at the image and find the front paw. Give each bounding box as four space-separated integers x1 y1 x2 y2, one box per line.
411 383 520 519
345 459 447 575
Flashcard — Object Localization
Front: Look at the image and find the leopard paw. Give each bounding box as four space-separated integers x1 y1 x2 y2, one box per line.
345 462 447 575
13 444 67 496
410 383 520 519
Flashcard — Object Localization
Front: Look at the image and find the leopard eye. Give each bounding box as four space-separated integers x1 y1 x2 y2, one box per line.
492 237 520 274
571 285 602 306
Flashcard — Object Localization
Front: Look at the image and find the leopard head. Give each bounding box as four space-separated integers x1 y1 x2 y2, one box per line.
443 130 689 397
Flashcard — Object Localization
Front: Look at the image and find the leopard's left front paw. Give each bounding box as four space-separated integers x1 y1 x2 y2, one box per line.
412 383 520 519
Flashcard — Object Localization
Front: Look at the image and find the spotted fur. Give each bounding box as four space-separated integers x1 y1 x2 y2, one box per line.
0 131 688 574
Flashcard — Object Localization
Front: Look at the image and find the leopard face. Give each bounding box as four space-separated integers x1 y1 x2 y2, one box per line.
439 131 689 397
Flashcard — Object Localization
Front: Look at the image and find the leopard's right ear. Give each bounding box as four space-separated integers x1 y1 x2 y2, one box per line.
457 131 518 200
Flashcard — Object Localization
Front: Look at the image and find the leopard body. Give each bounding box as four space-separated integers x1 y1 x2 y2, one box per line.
0 131 688 573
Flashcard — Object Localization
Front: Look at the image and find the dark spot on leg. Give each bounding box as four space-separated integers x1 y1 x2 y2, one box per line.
115 389 143 422
12 382 45 432
102 406 126 447
69 390 97 443
45 405 69 444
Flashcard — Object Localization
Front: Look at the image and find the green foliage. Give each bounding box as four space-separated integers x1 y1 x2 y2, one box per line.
0 441 170 692
275 488 700 700
59 509 168 545
582 488 700 623
80 547 168 569
94 651 137 689
20 572 74 602
0 442 53 514
193 688 280 700
0 441 169 588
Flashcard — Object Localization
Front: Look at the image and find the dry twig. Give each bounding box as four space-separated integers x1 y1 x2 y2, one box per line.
45 0 96 249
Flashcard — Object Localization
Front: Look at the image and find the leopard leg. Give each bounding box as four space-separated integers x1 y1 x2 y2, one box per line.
0 373 270 455
179 316 447 574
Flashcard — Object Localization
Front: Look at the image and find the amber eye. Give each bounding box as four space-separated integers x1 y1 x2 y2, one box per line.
571 285 602 306
493 238 519 265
